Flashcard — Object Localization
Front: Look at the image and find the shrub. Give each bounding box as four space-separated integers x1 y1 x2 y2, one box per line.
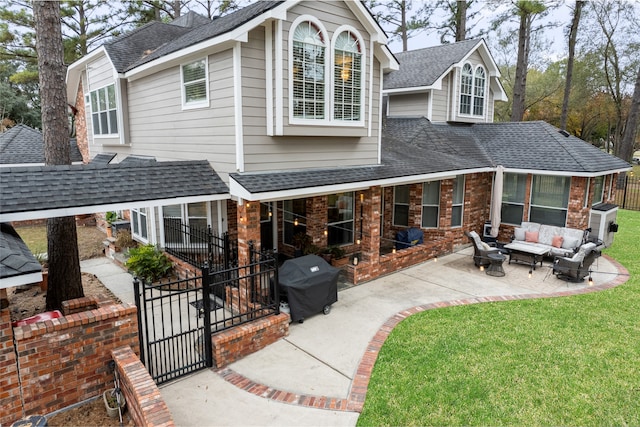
124 244 172 282
105 211 118 225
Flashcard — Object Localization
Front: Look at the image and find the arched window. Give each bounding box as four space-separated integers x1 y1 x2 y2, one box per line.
473 67 486 115
333 30 362 121
459 63 473 115
292 21 326 119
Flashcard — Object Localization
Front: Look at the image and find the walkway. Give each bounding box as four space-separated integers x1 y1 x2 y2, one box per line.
81 247 629 426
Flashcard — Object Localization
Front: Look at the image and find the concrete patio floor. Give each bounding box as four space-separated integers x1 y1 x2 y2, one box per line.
82 245 627 426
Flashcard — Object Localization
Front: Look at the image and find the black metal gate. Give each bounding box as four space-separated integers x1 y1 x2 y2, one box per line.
134 244 278 385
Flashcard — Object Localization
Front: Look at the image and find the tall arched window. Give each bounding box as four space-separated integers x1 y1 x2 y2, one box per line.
333 30 362 121
473 67 486 115
459 63 473 115
292 21 326 119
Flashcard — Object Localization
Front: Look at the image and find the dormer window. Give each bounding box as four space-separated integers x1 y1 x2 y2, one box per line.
292 21 326 119
333 30 362 121
459 63 486 117
473 67 486 115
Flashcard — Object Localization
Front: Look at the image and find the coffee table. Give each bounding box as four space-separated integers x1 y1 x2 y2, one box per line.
503 242 548 270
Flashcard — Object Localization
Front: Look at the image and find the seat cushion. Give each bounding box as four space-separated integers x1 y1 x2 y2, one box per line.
539 225 562 246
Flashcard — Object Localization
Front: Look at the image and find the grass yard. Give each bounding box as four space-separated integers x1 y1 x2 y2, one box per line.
357 209 640 426
15 223 106 260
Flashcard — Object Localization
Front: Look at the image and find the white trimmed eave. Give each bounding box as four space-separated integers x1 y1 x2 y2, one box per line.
383 82 440 95
229 167 492 202
0 272 43 290
504 167 631 178
0 193 230 223
65 46 110 102
377 44 399 71
124 2 292 81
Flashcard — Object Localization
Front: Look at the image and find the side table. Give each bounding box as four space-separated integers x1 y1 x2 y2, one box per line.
486 252 506 277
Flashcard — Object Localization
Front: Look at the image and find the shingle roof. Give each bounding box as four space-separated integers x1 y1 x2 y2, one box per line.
123 1 283 72
0 222 42 280
0 160 228 217
104 21 202 73
90 152 117 164
384 39 481 90
230 118 630 195
0 124 83 165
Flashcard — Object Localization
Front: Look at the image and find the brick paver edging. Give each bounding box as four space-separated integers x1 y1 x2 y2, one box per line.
216 254 630 413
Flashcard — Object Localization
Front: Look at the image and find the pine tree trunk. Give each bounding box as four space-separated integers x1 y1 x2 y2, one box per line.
511 13 530 122
455 0 467 42
560 0 584 131
619 66 640 163
34 0 84 310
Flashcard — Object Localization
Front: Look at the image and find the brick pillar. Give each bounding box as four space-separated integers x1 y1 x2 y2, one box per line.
361 187 381 268
74 81 90 163
1 307 24 425
236 200 261 265
307 196 328 247
567 176 590 229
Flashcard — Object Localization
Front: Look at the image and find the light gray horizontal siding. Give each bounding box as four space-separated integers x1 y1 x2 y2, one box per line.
122 49 237 178
86 55 114 91
388 93 428 117
431 75 449 122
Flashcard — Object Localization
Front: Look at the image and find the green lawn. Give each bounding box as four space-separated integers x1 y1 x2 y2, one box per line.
357 209 640 426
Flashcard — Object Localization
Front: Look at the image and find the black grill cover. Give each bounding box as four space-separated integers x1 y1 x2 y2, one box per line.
278 254 339 322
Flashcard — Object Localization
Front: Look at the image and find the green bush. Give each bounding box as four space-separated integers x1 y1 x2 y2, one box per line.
124 244 172 282
105 211 118 224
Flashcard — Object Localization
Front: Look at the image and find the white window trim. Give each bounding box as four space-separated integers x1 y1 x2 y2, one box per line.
181 57 210 110
160 202 212 247
584 177 591 208
89 83 119 138
421 181 440 229
393 185 410 227
451 175 465 228
458 63 486 118
592 175 605 206
528 175 570 227
288 15 330 125
330 25 366 127
131 207 149 244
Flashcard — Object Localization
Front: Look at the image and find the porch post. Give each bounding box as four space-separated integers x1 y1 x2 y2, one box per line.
361 186 381 273
236 200 261 266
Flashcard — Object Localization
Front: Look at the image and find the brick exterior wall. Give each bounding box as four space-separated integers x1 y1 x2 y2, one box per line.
0 308 21 426
1 303 139 424
210 312 289 368
111 346 175 427
74 81 90 163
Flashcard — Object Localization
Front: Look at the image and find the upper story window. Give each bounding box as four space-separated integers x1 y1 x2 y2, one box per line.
90 84 118 136
181 58 208 108
459 63 486 117
473 67 486 115
292 20 326 120
333 30 362 121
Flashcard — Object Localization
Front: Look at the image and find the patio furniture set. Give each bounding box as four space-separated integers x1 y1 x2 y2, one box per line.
465 223 602 282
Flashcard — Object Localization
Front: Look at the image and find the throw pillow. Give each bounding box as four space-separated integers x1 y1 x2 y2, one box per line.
514 227 526 241
561 236 579 250
481 242 491 251
525 231 539 243
552 235 564 248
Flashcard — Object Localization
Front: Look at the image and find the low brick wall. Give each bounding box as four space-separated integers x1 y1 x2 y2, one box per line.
111 346 174 427
4 303 139 424
211 313 289 368
0 308 21 426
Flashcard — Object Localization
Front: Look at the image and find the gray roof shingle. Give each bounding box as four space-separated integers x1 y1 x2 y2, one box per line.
0 222 42 279
230 118 630 195
0 160 228 217
122 1 283 72
384 39 481 90
0 124 83 165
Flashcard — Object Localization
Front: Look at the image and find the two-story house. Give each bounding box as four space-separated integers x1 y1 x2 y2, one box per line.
65 0 629 284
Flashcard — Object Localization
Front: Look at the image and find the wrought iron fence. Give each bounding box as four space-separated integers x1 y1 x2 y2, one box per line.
135 243 279 384
163 219 237 268
616 174 640 211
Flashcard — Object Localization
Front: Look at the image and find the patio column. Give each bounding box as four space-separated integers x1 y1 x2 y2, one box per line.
236 199 261 265
360 186 381 272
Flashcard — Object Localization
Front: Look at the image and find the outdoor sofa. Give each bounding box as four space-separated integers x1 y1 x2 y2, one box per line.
512 221 586 258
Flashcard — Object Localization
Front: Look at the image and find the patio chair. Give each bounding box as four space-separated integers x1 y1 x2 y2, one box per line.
465 230 501 268
552 242 600 282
